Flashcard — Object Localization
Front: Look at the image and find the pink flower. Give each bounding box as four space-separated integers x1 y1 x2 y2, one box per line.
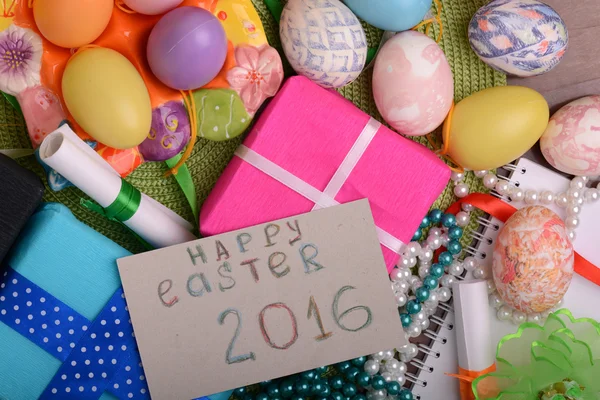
227 45 283 114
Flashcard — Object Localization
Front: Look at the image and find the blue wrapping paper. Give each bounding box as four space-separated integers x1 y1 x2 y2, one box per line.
0 203 232 400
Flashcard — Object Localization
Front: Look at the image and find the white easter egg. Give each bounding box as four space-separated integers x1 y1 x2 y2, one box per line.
279 0 367 89
373 31 453 136
540 96 600 176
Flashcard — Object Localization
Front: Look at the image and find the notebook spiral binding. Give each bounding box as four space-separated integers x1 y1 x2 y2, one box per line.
410 163 520 399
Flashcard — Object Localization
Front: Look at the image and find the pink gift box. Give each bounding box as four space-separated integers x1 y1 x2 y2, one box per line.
200 76 450 272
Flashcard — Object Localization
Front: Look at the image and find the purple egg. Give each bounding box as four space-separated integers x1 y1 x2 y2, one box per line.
147 6 228 90
138 101 191 161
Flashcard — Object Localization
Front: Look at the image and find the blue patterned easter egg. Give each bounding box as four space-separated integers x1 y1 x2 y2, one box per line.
468 0 568 77
280 0 368 88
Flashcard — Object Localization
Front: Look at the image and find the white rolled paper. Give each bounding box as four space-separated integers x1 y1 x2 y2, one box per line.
39 125 197 249
452 280 495 372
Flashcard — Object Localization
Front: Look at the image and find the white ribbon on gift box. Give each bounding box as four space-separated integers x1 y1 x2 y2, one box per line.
235 118 406 256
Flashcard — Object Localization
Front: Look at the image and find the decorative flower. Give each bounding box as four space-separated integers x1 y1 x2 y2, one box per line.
0 25 42 95
473 309 600 400
227 44 283 115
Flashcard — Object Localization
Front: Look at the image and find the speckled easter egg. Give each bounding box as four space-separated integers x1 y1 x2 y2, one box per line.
492 206 574 314
540 96 600 176
468 0 568 77
192 89 251 141
138 101 190 161
373 31 453 136
280 0 367 89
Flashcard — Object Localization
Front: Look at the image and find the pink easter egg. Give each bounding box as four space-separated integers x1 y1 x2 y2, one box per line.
123 0 183 15
492 206 574 314
373 31 454 136
540 96 600 176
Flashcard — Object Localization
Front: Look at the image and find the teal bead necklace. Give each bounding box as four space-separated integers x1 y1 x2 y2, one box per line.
232 356 414 400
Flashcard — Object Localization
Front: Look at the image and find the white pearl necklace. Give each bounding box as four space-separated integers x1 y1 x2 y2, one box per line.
363 208 475 397
451 170 600 242
451 169 596 324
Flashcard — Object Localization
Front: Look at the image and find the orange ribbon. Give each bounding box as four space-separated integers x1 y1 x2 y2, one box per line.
412 0 444 43
446 364 496 400
166 90 198 176
445 193 600 286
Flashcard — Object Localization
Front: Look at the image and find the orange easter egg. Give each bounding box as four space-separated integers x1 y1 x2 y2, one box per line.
33 0 114 48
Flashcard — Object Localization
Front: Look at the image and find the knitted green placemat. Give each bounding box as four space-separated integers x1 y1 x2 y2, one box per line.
0 0 505 253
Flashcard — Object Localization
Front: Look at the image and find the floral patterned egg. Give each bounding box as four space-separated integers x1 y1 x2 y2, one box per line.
372 31 453 136
468 0 568 77
492 206 574 314
540 96 600 176
138 101 190 162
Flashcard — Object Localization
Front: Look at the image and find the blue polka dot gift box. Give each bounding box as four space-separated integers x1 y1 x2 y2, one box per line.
0 203 232 400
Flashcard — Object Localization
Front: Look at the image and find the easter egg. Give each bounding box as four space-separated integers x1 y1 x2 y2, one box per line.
147 7 228 90
468 0 568 77
192 89 251 141
123 0 183 15
138 101 190 161
62 48 152 150
33 0 113 48
373 31 453 136
280 0 367 89
540 96 600 176
445 86 549 170
492 206 574 314
343 0 431 32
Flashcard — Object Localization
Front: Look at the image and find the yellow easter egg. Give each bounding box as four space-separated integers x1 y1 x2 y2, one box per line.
62 48 152 149
445 86 549 170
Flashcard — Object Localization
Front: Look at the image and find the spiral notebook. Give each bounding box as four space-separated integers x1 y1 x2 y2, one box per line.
410 157 600 399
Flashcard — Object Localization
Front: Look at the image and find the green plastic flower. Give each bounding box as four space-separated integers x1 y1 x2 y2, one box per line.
473 309 600 400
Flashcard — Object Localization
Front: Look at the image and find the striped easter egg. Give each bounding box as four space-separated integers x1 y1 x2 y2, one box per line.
468 0 568 77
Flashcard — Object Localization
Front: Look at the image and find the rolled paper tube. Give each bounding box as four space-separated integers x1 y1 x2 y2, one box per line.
39 125 196 248
451 280 495 400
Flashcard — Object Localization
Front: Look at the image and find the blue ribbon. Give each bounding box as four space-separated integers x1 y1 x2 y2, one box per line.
0 267 150 399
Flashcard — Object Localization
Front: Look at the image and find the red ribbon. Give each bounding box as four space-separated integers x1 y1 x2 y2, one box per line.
445 193 600 286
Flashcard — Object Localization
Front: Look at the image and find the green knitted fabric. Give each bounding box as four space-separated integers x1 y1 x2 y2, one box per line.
0 0 505 254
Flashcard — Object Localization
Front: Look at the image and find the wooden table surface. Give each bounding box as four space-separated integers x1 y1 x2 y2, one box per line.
508 0 600 112
507 0 600 170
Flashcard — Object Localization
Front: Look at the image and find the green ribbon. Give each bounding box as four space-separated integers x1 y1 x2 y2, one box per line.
165 154 199 223
102 179 141 222
2 92 21 114
80 179 153 251
263 0 283 22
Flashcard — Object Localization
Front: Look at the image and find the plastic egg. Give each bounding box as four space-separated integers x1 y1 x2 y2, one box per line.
541 96 600 176
373 31 453 136
493 206 573 314
445 86 549 170
147 7 228 90
280 0 367 89
468 0 568 77
62 48 152 149
138 101 190 161
33 0 113 48
343 0 431 32
123 0 183 15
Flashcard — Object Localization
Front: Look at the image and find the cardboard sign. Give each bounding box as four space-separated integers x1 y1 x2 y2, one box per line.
118 200 406 400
